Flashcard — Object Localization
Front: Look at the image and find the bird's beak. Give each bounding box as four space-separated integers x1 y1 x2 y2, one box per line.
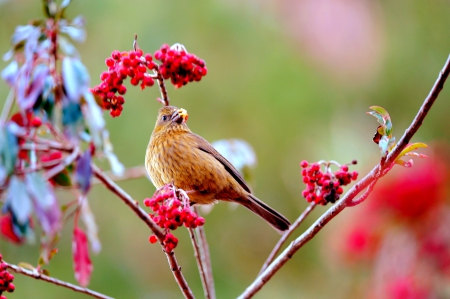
171 108 188 124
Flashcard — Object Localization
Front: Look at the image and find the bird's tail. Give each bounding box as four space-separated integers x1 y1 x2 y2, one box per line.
241 194 291 234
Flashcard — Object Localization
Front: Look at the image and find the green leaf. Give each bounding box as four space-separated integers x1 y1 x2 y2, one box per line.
18 262 36 271
367 106 393 137
52 169 72 186
62 101 82 126
396 142 428 161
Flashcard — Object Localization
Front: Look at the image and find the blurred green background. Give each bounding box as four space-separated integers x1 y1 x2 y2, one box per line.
1 0 450 298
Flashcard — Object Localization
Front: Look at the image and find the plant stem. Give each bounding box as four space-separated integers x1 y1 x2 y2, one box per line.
259 202 316 275
5 261 113 299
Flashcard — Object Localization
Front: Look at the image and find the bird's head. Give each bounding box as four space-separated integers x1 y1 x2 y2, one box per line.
153 106 190 134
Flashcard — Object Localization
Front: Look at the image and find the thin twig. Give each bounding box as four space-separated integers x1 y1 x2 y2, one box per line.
164 251 195 299
196 222 214 298
44 147 80 180
91 163 164 240
346 180 377 207
91 163 195 298
91 165 147 184
5 262 113 299
153 67 169 106
259 202 316 275
0 89 15 123
238 54 450 299
188 227 213 299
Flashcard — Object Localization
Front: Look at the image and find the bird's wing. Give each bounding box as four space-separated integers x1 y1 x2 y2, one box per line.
189 133 251 193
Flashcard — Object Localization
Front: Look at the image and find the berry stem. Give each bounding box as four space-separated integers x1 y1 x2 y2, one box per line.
152 66 170 106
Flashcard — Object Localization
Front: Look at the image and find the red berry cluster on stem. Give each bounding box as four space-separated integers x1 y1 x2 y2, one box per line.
91 49 156 117
300 160 358 205
154 44 207 88
0 254 15 299
144 184 205 253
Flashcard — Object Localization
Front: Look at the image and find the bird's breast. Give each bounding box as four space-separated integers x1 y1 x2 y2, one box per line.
145 132 233 204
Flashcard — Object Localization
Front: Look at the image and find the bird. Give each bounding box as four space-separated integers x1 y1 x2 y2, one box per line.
145 105 291 233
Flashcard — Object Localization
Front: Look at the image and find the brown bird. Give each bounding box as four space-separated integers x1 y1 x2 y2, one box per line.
145 106 290 233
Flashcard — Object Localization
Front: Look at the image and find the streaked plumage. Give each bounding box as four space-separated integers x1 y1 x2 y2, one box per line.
145 106 290 233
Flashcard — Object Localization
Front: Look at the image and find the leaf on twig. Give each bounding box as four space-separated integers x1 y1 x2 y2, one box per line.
82 91 105 148
1 61 19 87
72 227 93 287
25 172 62 238
396 142 428 161
18 262 36 271
17 63 50 110
102 130 125 176
75 150 92 195
367 106 393 138
60 16 86 43
378 135 390 157
62 100 83 141
52 170 72 187
5 176 33 226
62 57 90 103
81 199 101 253
0 125 19 186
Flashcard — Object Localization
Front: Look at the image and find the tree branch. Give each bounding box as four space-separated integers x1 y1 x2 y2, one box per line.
238 54 450 299
196 222 214 297
5 262 113 299
259 202 316 275
188 227 214 299
346 180 377 207
91 163 195 298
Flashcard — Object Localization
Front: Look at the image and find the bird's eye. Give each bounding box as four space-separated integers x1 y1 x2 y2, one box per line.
162 115 168 121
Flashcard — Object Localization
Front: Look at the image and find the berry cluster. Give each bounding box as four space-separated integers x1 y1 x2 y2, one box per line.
300 160 358 205
91 49 156 117
144 184 205 252
0 254 15 299
154 44 207 88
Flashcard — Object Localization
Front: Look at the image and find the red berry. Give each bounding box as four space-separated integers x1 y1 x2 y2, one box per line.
149 235 158 244
300 160 309 168
105 57 115 66
194 217 205 226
